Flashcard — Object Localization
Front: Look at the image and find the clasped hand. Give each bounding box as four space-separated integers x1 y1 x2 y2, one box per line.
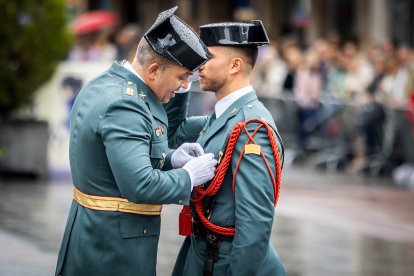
172 143 217 187
171 143 205 169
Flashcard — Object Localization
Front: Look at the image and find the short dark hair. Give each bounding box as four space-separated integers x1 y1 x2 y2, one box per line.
135 37 174 70
232 47 259 69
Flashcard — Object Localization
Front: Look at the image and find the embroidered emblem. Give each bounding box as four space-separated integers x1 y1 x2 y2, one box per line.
126 88 134 96
139 92 147 99
155 125 164 136
244 144 261 155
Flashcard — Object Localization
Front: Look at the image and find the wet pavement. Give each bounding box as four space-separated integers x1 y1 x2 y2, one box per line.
0 165 414 276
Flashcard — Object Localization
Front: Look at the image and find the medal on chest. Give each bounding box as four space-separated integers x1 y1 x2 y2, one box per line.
155 125 165 136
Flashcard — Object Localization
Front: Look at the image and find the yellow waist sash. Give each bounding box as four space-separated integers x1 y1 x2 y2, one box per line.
73 187 162 215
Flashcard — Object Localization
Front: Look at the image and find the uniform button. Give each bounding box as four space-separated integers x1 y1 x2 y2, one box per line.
143 228 147 235
127 81 133 85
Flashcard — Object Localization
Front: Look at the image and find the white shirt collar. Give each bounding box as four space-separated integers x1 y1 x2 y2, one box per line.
214 85 253 118
122 60 145 83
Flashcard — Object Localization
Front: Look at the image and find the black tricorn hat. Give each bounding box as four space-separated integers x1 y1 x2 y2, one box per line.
144 6 211 71
200 20 269 47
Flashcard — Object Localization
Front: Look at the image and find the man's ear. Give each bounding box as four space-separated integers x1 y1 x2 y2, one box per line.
148 63 161 80
229 57 243 75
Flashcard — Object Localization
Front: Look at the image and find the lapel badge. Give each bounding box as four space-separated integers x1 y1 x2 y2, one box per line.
139 91 147 99
155 125 165 136
126 87 134 96
231 108 238 114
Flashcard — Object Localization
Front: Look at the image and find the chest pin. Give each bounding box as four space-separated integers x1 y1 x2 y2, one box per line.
126 88 134 96
155 125 164 136
139 92 147 99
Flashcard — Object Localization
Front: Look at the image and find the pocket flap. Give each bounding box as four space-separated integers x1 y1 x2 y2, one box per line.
119 215 161 238
150 139 167 158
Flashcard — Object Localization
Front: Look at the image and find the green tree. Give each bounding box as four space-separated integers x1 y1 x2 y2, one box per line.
0 0 73 120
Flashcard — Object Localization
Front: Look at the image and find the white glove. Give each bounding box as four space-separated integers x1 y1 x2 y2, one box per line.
183 153 217 188
171 143 205 169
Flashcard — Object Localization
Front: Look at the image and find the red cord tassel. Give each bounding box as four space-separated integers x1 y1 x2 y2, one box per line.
179 205 192 236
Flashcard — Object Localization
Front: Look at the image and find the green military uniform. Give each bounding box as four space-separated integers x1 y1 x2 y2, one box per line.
171 90 286 275
56 6 212 274
55 62 202 275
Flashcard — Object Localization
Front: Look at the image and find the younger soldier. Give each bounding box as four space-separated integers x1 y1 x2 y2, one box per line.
171 21 286 275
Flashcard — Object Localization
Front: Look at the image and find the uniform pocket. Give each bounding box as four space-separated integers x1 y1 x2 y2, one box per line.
150 139 168 169
119 214 161 239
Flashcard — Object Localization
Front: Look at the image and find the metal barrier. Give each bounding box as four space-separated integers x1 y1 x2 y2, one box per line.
188 90 414 172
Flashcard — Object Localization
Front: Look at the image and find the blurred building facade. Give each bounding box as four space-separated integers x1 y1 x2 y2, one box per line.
65 0 414 48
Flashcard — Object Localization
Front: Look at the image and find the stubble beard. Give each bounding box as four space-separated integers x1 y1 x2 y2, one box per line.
200 77 225 93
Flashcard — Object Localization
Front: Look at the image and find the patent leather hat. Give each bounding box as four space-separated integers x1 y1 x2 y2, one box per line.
144 6 211 71
200 20 269 47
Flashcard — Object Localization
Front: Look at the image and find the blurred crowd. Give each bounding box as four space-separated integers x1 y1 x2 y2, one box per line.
252 36 414 109
67 23 141 62
251 36 414 187
65 23 414 187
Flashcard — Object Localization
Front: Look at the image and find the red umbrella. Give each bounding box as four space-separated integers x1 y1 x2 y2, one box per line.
71 11 118 35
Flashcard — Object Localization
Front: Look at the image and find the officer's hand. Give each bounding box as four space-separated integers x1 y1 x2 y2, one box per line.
182 153 217 188
171 143 205 169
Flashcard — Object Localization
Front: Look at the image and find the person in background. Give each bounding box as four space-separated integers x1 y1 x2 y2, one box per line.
68 28 117 61
294 50 322 151
251 42 287 97
115 23 141 61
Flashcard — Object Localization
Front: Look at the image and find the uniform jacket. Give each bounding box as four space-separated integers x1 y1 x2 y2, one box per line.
171 91 286 275
55 62 202 276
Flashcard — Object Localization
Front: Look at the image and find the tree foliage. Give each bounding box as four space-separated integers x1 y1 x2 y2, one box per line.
0 0 73 120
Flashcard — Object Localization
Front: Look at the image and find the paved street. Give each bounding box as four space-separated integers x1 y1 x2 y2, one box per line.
0 164 414 276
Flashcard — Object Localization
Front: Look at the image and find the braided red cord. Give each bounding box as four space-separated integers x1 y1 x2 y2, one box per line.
191 118 283 236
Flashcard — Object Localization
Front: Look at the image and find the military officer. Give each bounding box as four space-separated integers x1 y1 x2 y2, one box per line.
55 7 218 276
170 21 286 275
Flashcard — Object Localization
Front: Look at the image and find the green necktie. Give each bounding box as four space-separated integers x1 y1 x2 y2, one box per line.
206 112 216 130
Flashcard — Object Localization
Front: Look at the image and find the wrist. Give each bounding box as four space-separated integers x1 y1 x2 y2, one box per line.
171 150 180 169
182 166 194 189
